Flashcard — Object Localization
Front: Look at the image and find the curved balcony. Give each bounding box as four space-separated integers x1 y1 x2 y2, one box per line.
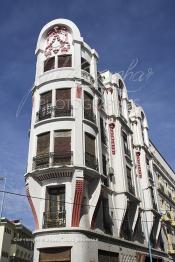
33 151 73 170
81 69 95 85
36 106 73 122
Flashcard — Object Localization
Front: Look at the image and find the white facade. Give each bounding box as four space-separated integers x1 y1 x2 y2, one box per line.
25 19 175 262
0 218 33 262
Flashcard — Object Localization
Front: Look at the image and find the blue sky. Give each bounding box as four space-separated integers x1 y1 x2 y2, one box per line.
0 0 175 230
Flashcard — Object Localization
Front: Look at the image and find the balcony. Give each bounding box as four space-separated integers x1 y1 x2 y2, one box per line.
52 151 73 166
53 106 72 118
33 154 50 169
84 110 96 124
36 106 52 122
43 210 66 228
36 105 73 122
85 152 98 171
81 69 95 85
33 151 73 170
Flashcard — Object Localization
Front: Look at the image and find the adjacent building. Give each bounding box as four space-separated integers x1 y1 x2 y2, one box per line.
0 218 33 262
25 18 175 262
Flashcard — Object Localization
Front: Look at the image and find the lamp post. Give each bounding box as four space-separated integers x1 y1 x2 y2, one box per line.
142 186 153 262
0 177 7 221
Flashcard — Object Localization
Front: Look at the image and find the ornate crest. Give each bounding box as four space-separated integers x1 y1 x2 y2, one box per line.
45 26 70 57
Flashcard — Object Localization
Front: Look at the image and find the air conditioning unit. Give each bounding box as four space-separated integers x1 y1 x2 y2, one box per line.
108 167 114 176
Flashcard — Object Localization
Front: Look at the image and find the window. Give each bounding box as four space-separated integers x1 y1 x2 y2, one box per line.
44 187 66 228
37 132 50 156
100 118 107 144
58 55 72 67
55 88 71 117
53 130 71 165
102 155 107 176
84 91 95 123
44 57 55 72
127 167 135 195
38 91 52 121
85 133 97 170
98 250 119 262
33 132 50 169
122 131 130 156
81 57 90 73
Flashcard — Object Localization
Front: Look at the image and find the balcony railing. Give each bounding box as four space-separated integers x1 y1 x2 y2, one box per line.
36 105 73 122
33 153 50 169
33 151 73 170
36 105 52 121
81 69 95 85
128 183 135 195
85 152 98 171
51 151 73 166
53 106 72 117
43 210 66 228
84 110 96 124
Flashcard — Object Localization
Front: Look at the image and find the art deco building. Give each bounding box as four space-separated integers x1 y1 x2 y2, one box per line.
25 18 175 262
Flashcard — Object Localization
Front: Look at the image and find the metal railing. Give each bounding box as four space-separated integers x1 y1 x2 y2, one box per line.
51 151 73 166
33 151 73 170
36 105 73 122
85 152 98 171
43 210 66 228
81 69 95 85
33 154 50 169
36 105 52 122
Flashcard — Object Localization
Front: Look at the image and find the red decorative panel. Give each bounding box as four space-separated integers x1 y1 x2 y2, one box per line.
26 186 39 230
136 151 142 178
109 123 116 155
45 26 70 57
71 180 84 227
76 84 82 99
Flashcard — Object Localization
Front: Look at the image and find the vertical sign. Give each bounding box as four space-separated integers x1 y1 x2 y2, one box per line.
136 151 142 177
109 123 115 155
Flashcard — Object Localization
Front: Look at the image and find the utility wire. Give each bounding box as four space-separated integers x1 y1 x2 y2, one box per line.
0 189 174 218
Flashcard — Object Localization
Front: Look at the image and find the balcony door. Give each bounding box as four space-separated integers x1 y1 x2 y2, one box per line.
45 187 66 228
85 133 97 170
34 132 50 169
39 91 52 120
55 88 71 117
53 130 71 165
84 92 94 122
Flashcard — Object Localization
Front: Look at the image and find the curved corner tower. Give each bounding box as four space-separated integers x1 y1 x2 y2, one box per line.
25 18 103 262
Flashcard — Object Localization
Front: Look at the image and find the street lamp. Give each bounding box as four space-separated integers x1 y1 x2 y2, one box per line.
0 177 7 221
142 186 153 262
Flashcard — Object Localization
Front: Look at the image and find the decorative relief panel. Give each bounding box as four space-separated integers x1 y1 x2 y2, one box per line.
45 25 71 57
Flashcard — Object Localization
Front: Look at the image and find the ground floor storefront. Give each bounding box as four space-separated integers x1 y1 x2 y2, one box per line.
33 229 170 262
